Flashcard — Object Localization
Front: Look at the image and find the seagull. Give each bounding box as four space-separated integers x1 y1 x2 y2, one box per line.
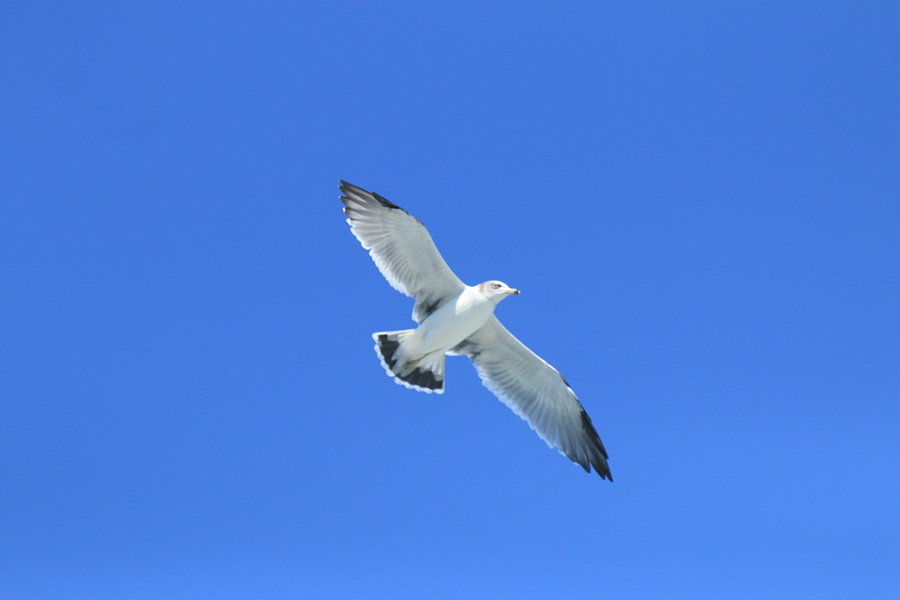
339 181 612 480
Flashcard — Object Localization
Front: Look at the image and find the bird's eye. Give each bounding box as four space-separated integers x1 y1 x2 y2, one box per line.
493 283 501 289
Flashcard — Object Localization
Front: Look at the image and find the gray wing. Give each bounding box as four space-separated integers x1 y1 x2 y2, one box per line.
452 316 612 480
340 181 466 323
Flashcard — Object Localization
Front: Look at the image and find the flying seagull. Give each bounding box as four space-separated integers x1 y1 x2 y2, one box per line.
339 181 612 480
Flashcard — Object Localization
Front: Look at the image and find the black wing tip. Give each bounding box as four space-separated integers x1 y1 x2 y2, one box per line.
587 456 613 481
580 410 609 459
579 409 613 482
338 180 405 211
597 465 613 482
371 191 402 210
577 454 612 481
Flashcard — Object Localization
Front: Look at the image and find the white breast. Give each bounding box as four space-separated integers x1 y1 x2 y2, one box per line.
413 286 495 356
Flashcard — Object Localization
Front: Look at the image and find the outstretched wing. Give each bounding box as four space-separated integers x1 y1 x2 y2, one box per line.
452 316 612 480
340 181 466 323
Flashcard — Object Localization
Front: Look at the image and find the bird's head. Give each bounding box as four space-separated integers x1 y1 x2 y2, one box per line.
479 280 520 304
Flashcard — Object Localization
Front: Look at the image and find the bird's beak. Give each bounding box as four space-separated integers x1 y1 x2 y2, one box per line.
509 288 520 295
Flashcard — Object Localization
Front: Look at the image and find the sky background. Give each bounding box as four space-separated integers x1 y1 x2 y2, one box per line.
1 3 898 599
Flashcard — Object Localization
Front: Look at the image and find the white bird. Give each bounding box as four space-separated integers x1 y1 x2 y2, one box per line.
340 181 612 480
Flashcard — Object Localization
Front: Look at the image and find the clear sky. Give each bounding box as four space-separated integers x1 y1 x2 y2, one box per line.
1 3 898 599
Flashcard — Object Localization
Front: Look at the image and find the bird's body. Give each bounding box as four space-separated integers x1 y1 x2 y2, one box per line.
406 285 497 359
383 282 518 378
340 181 613 480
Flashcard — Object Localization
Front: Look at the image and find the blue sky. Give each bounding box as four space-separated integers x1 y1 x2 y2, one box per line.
1 3 898 599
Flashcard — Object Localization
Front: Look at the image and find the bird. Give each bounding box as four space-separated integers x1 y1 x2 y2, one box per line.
339 181 612 481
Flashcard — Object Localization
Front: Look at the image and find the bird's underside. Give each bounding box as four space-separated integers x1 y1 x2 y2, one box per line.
339 180 612 481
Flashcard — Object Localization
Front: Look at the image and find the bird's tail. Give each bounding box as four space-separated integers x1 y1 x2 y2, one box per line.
373 330 445 394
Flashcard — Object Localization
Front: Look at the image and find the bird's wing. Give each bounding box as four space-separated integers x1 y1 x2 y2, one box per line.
451 316 612 480
340 181 466 323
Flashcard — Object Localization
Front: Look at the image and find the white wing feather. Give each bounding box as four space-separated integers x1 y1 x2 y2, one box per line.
340 181 465 323
452 316 612 480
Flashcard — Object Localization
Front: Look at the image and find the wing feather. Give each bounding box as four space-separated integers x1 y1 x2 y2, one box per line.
339 181 466 323
453 316 612 480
